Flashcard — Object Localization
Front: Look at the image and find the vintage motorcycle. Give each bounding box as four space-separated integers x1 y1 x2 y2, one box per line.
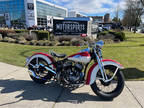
25 40 125 99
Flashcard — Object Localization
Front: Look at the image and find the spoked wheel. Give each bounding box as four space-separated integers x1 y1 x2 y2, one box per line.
91 65 125 100
28 57 53 84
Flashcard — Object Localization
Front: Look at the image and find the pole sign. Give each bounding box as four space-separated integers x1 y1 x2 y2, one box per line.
27 3 34 20
24 0 37 27
27 3 34 10
4 13 11 27
53 19 87 35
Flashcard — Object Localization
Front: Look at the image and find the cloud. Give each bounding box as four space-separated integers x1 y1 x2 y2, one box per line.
0 0 10 1
53 0 126 15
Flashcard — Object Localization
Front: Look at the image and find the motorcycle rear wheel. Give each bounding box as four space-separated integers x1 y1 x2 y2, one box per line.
28 58 53 84
90 65 125 100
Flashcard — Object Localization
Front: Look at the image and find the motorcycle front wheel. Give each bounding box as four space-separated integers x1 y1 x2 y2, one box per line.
90 65 125 100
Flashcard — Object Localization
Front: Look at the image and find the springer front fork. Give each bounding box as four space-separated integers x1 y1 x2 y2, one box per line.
94 49 119 83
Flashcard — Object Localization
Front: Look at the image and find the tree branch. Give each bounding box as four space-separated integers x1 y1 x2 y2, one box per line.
140 0 144 6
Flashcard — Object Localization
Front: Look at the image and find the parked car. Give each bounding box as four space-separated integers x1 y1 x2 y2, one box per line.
141 28 144 33
102 25 111 31
46 26 53 32
132 27 143 33
97 25 103 32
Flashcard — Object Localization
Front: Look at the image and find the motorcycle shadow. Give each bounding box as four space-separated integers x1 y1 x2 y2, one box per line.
0 79 112 106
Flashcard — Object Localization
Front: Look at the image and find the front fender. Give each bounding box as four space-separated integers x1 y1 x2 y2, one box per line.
86 59 124 85
25 53 55 69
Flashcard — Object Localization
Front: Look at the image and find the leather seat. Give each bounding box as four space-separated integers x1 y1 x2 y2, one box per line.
51 51 67 58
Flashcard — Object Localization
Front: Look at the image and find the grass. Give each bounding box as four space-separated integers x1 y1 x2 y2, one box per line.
0 31 144 80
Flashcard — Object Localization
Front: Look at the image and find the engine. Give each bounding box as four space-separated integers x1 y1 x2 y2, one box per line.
62 61 84 84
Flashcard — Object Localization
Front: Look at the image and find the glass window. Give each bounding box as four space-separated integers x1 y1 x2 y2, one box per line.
36 1 67 26
0 0 26 27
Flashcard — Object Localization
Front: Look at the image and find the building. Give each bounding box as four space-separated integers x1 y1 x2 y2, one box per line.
0 0 68 28
68 11 87 18
90 16 104 24
104 13 110 23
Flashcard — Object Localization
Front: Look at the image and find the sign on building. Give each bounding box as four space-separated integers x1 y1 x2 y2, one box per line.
24 0 37 27
27 3 34 10
4 13 11 27
27 3 34 20
53 19 88 35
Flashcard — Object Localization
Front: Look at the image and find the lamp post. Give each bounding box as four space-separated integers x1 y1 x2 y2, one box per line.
116 0 119 22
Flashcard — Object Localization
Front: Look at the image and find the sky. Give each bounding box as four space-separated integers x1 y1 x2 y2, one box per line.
46 0 126 18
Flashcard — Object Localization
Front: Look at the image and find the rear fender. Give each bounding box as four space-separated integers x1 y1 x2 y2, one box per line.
86 59 124 85
25 53 55 69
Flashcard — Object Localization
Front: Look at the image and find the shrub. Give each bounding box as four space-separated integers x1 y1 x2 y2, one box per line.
98 31 126 42
19 33 29 40
17 36 27 45
50 34 55 41
8 38 16 43
18 41 26 45
22 32 37 41
0 29 15 37
30 40 38 46
28 40 50 46
63 41 71 46
37 31 50 40
24 41 31 45
58 41 70 46
56 36 90 44
29 41 35 45
43 40 50 46
81 37 91 42
114 32 126 41
14 40 19 44
7 33 20 39
109 31 115 35
36 40 46 46
3 37 9 42
57 36 73 42
49 41 56 46
17 36 26 41
3 37 15 43
70 38 85 46
15 29 28 33
44 42 50 46
97 31 109 36
97 33 115 40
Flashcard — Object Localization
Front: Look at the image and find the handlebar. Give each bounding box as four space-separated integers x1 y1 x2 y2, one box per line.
80 34 104 48
89 40 104 49
96 40 104 48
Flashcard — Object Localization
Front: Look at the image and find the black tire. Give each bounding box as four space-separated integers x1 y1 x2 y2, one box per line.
28 58 54 84
90 65 125 100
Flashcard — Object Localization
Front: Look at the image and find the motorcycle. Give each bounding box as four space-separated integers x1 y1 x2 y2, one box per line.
25 39 125 100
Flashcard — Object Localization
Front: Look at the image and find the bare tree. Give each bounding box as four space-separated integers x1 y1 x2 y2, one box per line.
140 0 144 6
122 0 144 33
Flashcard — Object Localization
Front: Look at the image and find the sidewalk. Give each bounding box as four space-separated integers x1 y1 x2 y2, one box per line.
0 62 143 108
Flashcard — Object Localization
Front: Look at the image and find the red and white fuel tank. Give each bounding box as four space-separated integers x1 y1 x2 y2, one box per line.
68 51 91 64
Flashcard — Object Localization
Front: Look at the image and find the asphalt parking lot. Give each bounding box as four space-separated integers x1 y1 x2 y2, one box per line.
0 62 144 108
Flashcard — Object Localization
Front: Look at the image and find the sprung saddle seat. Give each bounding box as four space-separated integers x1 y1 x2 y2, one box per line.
51 51 67 58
